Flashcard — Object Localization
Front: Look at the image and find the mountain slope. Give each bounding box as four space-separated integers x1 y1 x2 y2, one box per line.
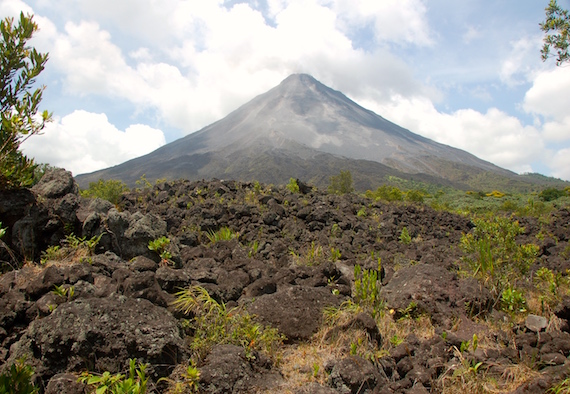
77 74 552 191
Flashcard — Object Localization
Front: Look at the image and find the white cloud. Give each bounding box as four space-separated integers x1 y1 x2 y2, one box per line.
20 110 166 175
366 97 545 174
333 0 433 45
550 148 570 181
499 35 543 86
524 66 570 121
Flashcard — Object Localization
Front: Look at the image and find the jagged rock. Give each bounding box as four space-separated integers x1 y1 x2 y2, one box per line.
32 168 78 199
248 285 344 341
6 294 186 380
105 209 168 260
45 373 86 394
525 314 549 332
199 345 275 394
327 356 382 394
380 263 492 327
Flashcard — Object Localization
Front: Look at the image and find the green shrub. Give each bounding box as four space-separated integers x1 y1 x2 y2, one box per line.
460 216 540 295
80 179 130 205
399 227 411 244
328 170 354 195
538 187 567 202
366 185 404 202
286 178 299 193
172 286 284 361
353 263 383 317
205 227 237 244
0 359 38 394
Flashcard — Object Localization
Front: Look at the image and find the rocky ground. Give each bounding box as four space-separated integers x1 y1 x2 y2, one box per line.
0 169 569 393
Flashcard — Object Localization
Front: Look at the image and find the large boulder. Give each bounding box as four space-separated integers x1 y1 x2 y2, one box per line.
199 344 278 394
105 209 168 260
380 263 492 328
6 294 186 381
32 168 79 199
248 286 344 341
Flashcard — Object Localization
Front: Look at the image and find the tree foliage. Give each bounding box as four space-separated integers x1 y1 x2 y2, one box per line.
0 12 51 189
328 170 354 195
540 0 570 65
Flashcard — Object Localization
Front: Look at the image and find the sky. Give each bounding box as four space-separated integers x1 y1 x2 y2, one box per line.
2 0 570 181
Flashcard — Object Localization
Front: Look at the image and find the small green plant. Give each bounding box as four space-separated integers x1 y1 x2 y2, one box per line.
248 240 259 257
0 222 5 239
548 377 570 394
0 358 39 394
171 286 284 361
501 286 527 313
135 174 152 190
65 233 85 249
286 178 300 193
159 362 200 393
330 223 342 237
329 247 341 262
399 227 411 244
79 358 148 394
148 236 172 264
353 264 383 317
350 341 358 355
85 233 105 254
40 245 62 264
52 284 74 300
389 335 404 347
205 227 237 244
356 207 367 217
312 362 320 378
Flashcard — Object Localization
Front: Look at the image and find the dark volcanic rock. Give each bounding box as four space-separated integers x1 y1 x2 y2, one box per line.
248 286 344 341
380 263 492 327
6 294 186 380
32 168 79 199
199 344 276 394
327 356 383 393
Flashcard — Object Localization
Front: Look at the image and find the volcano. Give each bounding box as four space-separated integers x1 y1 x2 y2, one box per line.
76 74 522 190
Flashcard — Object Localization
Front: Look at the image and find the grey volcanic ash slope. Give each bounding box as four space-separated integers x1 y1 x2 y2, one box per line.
76 74 513 188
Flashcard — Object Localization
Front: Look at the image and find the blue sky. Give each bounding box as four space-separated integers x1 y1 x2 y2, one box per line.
2 0 570 181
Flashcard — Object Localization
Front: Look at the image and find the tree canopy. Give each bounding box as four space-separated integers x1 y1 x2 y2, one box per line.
0 12 51 189
540 0 570 65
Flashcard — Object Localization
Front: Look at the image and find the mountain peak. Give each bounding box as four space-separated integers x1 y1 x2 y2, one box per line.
76 74 513 189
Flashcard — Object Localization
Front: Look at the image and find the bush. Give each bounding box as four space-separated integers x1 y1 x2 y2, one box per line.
1 13 51 189
81 179 130 205
172 286 284 361
460 216 540 295
538 187 566 202
328 170 354 195
286 178 299 193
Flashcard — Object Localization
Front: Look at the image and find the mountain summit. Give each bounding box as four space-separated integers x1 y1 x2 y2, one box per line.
77 74 516 189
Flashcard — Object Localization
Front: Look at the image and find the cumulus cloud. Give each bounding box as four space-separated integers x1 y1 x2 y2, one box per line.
365 97 544 174
550 148 570 181
20 110 166 175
